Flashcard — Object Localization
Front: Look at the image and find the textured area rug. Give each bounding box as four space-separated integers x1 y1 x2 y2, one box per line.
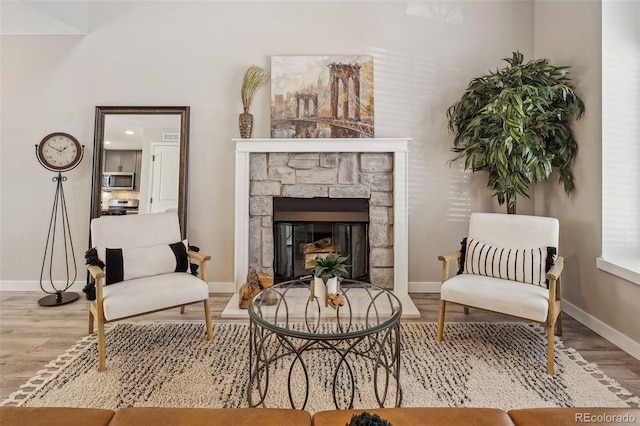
2 322 638 412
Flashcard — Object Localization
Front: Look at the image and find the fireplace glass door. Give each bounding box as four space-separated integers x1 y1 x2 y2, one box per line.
274 221 368 282
333 223 367 278
274 222 313 280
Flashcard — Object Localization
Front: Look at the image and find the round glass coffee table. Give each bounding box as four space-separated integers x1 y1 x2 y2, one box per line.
247 278 402 411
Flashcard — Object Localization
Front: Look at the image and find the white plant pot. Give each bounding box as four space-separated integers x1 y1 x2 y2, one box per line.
313 276 339 299
326 277 339 295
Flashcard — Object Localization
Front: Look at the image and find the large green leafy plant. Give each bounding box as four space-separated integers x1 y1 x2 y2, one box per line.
446 51 585 213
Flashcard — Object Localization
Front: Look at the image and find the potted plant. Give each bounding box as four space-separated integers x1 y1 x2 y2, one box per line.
306 252 349 300
239 65 269 138
446 51 585 214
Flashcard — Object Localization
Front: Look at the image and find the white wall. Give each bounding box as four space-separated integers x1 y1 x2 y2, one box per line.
534 0 640 346
1 1 535 289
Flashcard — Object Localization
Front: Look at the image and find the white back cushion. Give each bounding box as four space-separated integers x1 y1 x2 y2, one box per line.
91 212 182 249
468 213 559 249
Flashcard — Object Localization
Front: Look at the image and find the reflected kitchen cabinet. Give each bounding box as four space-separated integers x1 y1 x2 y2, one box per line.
104 150 142 190
104 150 141 173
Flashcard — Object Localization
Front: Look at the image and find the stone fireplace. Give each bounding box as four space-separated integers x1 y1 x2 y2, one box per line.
223 138 419 318
250 152 394 287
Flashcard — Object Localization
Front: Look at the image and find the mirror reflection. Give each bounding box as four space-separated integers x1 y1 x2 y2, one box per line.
90 107 190 238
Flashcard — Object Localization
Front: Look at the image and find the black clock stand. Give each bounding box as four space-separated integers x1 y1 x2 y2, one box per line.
38 171 80 306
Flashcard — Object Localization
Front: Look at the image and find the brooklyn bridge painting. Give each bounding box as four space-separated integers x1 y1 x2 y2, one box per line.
270 55 374 138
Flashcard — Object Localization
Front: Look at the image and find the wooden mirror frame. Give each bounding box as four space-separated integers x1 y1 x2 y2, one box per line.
90 106 190 239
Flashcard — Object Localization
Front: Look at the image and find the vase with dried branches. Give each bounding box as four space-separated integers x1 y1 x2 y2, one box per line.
239 65 269 138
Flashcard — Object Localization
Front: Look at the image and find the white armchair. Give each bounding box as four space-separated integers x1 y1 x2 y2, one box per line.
437 213 564 374
86 212 213 371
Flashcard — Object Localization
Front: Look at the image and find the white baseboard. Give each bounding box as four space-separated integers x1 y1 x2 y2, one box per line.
2 280 440 294
3 281 638 360
408 281 441 293
562 300 640 362
0 280 235 295
0 280 87 293
209 282 234 294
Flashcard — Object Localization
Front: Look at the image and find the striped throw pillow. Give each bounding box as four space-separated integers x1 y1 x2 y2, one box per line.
97 239 190 285
460 238 556 287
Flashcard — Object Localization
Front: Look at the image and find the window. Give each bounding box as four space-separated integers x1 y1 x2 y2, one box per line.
599 0 640 285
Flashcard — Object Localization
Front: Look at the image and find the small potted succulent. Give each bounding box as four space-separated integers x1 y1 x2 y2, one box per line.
306 252 349 301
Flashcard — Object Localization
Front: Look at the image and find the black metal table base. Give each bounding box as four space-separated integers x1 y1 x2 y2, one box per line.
38 291 79 307
247 280 403 410
249 321 401 410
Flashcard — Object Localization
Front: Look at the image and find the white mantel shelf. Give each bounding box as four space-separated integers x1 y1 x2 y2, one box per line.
235 137 410 153
223 137 420 319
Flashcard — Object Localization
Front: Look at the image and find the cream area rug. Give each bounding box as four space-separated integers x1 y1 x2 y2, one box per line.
2 322 638 413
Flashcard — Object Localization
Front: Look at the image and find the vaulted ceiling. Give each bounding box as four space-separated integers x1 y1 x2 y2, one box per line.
1 1 89 34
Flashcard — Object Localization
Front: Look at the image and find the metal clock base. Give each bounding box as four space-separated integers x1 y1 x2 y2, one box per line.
38 291 79 307
37 171 81 308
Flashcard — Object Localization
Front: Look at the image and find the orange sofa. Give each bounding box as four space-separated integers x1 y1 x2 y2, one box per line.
1 406 638 426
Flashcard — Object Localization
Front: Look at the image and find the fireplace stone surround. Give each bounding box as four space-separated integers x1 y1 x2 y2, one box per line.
252 152 393 286
222 138 419 318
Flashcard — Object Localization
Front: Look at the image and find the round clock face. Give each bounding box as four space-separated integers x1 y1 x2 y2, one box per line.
37 132 82 171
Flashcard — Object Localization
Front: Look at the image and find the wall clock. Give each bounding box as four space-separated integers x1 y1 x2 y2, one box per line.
35 132 85 306
36 132 83 171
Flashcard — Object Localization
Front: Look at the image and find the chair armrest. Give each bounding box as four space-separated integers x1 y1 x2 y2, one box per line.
545 255 564 320
86 264 105 302
545 256 564 281
88 264 105 281
438 251 462 264
188 251 211 263
188 251 211 281
438 250 462 283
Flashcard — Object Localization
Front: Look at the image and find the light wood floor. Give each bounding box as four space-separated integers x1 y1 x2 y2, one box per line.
1 292 639 402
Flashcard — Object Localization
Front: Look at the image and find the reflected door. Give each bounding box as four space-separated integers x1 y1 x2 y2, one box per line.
150 143 180 213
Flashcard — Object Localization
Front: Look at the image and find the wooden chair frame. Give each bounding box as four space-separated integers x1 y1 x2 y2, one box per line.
436 250 564 375
87 250 213 371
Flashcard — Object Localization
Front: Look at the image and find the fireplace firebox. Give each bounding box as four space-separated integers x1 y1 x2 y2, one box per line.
273 197 369 282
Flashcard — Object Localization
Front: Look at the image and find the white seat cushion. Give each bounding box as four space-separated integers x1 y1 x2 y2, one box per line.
102 273 208 321
441 274 550 323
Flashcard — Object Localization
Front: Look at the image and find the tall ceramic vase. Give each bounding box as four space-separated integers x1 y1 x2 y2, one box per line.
239 107 253 139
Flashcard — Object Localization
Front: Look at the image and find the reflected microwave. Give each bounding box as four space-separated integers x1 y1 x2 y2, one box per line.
102 172 135 191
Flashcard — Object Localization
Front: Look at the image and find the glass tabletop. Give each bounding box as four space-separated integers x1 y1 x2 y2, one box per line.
248 278 402 339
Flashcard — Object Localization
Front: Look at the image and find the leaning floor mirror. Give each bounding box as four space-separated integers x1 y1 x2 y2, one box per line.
90 106 190 238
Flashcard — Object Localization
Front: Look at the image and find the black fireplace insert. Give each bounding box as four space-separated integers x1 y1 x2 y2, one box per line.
273 197 369 283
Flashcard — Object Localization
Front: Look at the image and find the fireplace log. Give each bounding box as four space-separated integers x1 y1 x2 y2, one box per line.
302 237 333 254
304 252 336 266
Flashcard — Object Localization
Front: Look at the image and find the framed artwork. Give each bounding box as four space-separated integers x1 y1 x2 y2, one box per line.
270 55 374 138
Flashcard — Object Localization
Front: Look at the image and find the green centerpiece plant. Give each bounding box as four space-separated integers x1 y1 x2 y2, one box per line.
446 51 585 213
306 252 349 308
306 252 349 284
